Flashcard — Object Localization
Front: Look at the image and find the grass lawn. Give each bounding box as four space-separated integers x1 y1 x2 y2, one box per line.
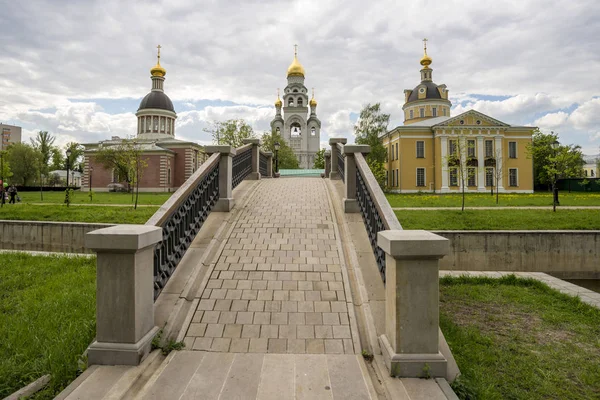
396 209 600 230
386 192 600 207
0 253 96 399
440 275 600 400
18 190 172 205
0 204 158 224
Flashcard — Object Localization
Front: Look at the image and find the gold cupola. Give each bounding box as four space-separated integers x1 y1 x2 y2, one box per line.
420 38 432 69
286 45 306 78
309 88 317 107
150 45 167 77
275 88 282 107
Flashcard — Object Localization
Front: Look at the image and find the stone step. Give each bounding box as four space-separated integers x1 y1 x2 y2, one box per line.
135 351 377 400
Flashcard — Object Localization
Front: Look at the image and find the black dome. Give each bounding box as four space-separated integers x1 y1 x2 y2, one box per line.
138 91 175 112
407 81 442 103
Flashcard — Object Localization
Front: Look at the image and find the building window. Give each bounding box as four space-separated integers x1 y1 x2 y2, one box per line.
584 170 588 177
467 140 476 158
298 98 303 107
167 168 171 185
288 98 294 106
485 167 494 187
395 143 399 161
420 108 425 118
311 127 316 136
592 170 595 177
416 141 425 158
389 145 392 161
449 140 457 156
509 168 518 186
449 168 458 186
160 118 165 132
416 168 425 187
443 108 447 116
276 127 281 134
509 141 517 158
290 122 301 136
409 110 414 119
146 116 152 132
386 170 389 186
432 107 437 117
468 167 476 187
396 169 399 187
485 140 493 158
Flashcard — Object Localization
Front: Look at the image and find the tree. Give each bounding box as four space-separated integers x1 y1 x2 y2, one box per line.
444 137 478 211
6 143 41 186
65 142 84 172
30 131 55 175
313 148 325 169
95 140 148 209
205 119 255 148
354 103 390 189
50 147 65 171
545 143 585 212
260 130 299 169
492 149 504 204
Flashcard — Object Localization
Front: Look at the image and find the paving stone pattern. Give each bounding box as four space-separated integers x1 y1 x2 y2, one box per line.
184 178 355 354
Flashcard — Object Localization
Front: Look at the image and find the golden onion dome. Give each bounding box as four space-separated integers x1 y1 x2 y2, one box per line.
275 97 282 107
287 55 305 77
420 38 432 68
151 62 166 77
309 88 317 106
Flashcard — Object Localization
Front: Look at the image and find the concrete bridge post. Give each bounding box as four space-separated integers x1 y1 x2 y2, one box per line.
242 138 262 180
328 138 347 179
343 145 371 213
377 230 449 378
324 150 331 177
85 225 162 366
206 145 237 212
264 151 273 177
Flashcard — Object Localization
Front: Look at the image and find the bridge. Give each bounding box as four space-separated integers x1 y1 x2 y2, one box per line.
58 138 459 399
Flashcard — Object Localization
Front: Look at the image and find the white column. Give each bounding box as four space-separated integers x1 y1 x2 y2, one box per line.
495 133 504 192
440 135 449 192
477 134 485 191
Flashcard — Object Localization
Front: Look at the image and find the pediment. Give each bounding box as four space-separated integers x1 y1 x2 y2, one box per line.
433 110 510 128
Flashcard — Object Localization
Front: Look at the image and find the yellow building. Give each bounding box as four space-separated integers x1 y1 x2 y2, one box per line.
381 41 535 193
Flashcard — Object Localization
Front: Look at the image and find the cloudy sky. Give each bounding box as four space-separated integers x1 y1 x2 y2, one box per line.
1 0 599 154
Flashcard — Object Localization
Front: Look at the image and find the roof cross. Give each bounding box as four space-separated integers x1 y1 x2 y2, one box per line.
294 44 298 57
423 38 428 55
157 44 162 63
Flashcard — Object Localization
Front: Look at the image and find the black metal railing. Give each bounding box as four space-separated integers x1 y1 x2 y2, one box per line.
337 147 345 183
259 151 268 176
233 147 252 189
150 160 219 300
356 167 387 282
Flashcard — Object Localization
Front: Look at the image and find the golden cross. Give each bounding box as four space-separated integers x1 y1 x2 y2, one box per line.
277 88 280 98
157 44 162 62
312 88 315 98
294 44 298 57
423 38 428 54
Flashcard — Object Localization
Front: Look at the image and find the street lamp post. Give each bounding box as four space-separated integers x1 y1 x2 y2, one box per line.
274 142 280 177
89 166 94 202
551 139 560 211
65 148 72 205
0 150 4 207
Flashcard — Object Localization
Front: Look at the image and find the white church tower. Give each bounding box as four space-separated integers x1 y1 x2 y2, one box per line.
271 46 321 169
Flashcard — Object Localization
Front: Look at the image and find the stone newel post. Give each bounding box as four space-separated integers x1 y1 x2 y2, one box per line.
264 151 273 177
85 225 162 366
377 230 449 378
324 150 331 178
342 145 370 213
206 145 237 212
328 138 347 179
242 138 261 180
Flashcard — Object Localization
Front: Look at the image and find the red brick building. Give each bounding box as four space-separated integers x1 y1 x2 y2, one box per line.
82 48 205 192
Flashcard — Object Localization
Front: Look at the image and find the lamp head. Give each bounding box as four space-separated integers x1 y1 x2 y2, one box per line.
274 142 280 151
66 148 72 158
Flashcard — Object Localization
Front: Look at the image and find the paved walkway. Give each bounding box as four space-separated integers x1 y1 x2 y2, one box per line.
392 206 600 210
183 178 357 355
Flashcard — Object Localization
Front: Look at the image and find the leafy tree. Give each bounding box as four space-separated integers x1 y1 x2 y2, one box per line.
260 131 299 170
545 143 585 211
48 172 62 187
205 119 255 148
444 138 478 211
30 131 55 175
95 140 148 209
0 151 12 183
65 142 84 172
6 143 41 185
354 103 389 189
50 147 65 171
492 148 504 204
313 148 325 169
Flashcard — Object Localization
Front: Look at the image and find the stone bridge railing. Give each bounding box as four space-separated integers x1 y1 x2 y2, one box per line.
328 137 450 378
84 139 270 366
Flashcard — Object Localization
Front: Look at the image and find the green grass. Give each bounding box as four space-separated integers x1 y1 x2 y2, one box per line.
396 209 600 230
386 192 600 207
0 253 97 399
18 190 172 205
440 275 600 400
0 204 158 224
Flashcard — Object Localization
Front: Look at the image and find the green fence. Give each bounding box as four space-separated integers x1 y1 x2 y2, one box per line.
557 178 600 192
278 169 325 177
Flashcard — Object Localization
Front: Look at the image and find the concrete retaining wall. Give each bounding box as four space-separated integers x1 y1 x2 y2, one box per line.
0 220 114 254
434 231 600 279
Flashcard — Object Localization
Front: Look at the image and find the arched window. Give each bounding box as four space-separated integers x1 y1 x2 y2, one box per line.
290 122 301 136
153 116 159 132
297 98 303 106
311 127 316 136
146 116 152 132
288 98 294 106
276 127 281 134
293 89 298 93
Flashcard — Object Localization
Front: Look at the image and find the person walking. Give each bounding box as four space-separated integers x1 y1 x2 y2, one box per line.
8 184 17 204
